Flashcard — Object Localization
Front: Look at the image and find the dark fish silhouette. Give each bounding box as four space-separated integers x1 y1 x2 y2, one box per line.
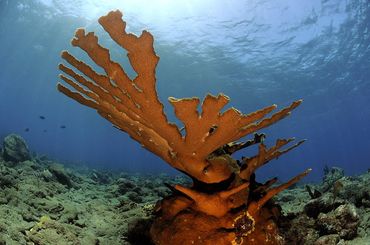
60 125 66 129
43 129 47 132
24 128 30 132
39 116 45 120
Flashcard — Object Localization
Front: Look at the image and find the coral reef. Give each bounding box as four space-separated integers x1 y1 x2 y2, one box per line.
57 10 311 244
0 134 165 244
277 166 370 244
316 204 359 240
0 136 369 244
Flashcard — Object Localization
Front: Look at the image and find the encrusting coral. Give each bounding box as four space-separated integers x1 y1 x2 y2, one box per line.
57 10 311 245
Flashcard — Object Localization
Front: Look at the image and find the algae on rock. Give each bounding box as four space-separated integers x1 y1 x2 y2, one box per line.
2 134 31 163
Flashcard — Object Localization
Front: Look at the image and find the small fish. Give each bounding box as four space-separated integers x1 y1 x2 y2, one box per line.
24 128 30 132
43 129 47 133
60 125 66 129
39 116 45 120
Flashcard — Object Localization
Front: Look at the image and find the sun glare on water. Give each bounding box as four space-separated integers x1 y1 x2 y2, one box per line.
35 0 221 21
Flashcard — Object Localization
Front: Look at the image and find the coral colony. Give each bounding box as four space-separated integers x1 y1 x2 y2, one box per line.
58 10 311 245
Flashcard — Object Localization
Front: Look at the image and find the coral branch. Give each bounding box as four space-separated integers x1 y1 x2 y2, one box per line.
239 138 306 181
174 183 249 217
58 10 303 184
253 177 278 194
58 12 184 169
215 133 266 155
248 168 312 216
192 103 278 159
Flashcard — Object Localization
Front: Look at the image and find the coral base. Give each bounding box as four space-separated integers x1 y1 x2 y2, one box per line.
150 203 284 245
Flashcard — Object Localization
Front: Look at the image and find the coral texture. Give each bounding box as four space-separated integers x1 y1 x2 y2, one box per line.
58 10 310 244
2 134 31 162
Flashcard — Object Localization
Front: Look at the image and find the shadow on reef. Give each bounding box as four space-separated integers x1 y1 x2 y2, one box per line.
0 134 369 244
57 10 311 244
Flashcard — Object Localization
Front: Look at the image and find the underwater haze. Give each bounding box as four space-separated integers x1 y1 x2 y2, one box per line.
0 0 369 182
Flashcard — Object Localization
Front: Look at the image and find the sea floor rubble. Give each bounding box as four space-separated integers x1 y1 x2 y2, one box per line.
0 134 369 244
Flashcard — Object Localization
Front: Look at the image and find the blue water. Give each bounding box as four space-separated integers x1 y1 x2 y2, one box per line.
0 0 369 182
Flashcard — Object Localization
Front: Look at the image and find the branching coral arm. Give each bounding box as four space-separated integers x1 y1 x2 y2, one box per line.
174 183 249 217
239 138 306 181
195 100 302 159
248 168 312 217
98 11 183 146
58 11 187 169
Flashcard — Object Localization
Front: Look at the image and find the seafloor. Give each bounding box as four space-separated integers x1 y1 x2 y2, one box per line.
0 133 369 245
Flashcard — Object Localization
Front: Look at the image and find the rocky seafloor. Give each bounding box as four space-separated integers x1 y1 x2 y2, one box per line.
0 133 369 245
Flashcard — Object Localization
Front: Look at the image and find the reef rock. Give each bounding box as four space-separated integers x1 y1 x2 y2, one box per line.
314 234 340 245
2 134 31 163
316 204 360 239
321 166 344 192
48 163 73 188
0 173 16 189
304 193 345 218
115 178 137 194
335 175 370 208
279 169 370 244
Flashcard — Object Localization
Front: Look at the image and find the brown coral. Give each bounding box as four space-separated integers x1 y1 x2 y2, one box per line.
58 10 310 245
